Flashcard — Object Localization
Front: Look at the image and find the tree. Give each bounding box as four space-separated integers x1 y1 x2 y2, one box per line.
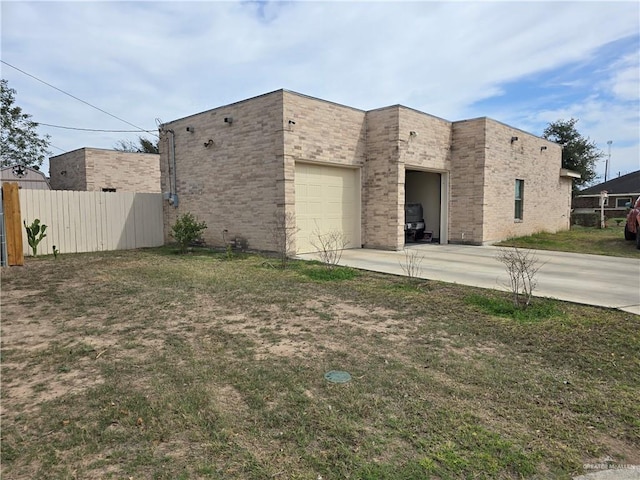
1 79 51 168
542 118 603 192
114 136 159 154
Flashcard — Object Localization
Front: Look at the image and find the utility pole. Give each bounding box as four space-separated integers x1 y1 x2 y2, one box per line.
605 140 612 182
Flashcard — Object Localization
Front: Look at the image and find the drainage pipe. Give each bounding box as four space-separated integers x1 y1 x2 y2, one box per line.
167 129 178 207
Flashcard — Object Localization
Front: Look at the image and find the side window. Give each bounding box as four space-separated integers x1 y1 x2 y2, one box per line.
514 179 524 221
616 197 631 208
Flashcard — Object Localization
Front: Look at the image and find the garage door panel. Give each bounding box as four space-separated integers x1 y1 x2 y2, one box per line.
295 163 360 254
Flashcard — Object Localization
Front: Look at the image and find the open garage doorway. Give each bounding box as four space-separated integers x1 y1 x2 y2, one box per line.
404 170 446 245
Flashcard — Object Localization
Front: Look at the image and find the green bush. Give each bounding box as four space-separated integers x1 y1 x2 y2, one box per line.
171 213 207 254
571 212 598 227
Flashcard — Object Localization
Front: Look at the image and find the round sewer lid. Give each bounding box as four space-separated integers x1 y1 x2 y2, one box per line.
324 370 352 383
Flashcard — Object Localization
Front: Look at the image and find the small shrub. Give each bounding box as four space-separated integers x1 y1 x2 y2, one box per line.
171 213 207 254
23 219 47 256
399 249 424 278
267 211 298 269
310 228 349 268
496 247 543 309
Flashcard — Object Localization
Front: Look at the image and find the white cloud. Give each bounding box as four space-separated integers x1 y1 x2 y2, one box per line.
1 0 638 177
608 53 640 101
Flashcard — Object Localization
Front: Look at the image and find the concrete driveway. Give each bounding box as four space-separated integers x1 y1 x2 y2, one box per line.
297 244 640 315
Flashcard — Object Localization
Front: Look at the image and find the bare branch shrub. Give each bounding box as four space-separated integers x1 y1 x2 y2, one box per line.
399 249 424 278
268 211 298 269
310 228 349 268
496 247 543 308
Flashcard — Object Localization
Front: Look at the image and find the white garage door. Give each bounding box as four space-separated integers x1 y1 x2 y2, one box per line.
295 163 360 254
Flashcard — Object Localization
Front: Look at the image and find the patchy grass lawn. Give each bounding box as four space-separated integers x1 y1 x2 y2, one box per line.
495 224 640 258
1 248 638 479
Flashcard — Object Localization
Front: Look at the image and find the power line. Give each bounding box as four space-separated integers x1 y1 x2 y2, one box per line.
38 122 157 133
49 144 66 153
1 60 159 138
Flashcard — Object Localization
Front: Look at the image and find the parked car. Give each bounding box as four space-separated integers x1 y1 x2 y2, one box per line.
624 197 640 249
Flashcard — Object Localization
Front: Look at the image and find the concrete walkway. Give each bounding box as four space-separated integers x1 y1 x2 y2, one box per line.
298 244 640 315
573 468 640 480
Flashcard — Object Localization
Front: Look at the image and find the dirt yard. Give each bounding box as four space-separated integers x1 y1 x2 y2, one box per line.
2 248 638 479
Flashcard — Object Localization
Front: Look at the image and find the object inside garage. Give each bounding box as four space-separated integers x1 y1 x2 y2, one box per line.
404 170 441 244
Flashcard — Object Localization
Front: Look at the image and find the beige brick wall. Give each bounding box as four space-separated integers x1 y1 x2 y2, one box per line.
159 90 573 253
481 119 570 243
363 106 402 249
50 148 160 193
49 149 87 190
85 149 160 193
161 90 285 251
448 118 570 244
449 118 487 243
282 91 367 167
399 107 452 172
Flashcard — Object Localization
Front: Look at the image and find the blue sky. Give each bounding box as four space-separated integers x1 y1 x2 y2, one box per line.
2 0 639 181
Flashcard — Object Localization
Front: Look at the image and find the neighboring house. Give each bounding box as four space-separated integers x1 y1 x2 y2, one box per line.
573 171 640 220
49 148 161 193
1 165 51 190
160 89 577 253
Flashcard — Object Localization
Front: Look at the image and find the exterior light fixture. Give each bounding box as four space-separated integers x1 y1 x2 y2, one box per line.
288 120 296 125
204 139 214 148
511 136 519 143
540 146 548 152
224 117 233 124
186 126 195 133
409 131 417 137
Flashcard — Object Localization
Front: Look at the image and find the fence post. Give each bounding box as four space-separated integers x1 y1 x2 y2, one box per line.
2 183 24 266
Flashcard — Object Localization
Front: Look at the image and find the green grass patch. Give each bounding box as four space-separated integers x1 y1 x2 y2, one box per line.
423 423 537 478
496 224 640 258
298 264 360 281
465 293 559 322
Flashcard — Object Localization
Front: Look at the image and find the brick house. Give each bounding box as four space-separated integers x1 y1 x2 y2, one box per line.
573 170 640 220
49 148 161 193
160 89 577 253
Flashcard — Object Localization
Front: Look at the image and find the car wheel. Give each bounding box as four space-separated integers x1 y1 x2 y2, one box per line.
624 224 636 240
636 226 640 249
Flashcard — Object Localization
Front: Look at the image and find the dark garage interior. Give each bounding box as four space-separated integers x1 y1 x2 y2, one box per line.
404 170 441 244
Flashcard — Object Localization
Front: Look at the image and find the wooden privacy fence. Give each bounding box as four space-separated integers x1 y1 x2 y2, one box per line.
2 185 164 261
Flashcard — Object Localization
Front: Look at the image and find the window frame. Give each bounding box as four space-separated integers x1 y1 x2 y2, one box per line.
514 179 524 221
616 197 632 208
